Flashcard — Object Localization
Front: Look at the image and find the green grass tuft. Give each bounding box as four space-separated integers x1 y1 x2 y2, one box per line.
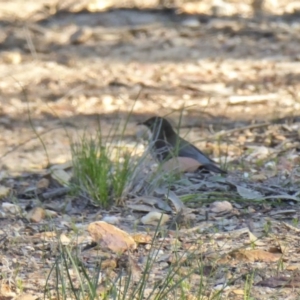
71 123 138 208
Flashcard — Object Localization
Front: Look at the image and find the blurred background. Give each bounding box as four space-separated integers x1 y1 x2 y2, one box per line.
0 0 299 173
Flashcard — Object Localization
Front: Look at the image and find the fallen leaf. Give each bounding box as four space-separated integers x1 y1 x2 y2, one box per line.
251 174 268 181
36 178 50 189
100 259 117 270
131 233 152 244
51 169 71 186
263 194 300 201
45 209 58 218
27 207 46 223
88 221 136 254
0 186 10 198
269 209 296 216
49 161 73 185
231 289 244 295
0 282 16 297
155 188 185 212
230 249 280 262
127 204 163 213
60 233 71 245
50 161 73 170
236 186 263 200
32 231 56 242
247 230 265 246
165 190 185 212
133 196 172 212
141 211 170 225
286 265 299 271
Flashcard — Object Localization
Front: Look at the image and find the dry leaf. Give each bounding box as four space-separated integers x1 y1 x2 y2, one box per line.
155 188 185 212
0 282 16 297
36 178 50 189
133 196 172 212
50 161 73 170
231 289 244 295
32 231 56 241
60 233 71 245
230 249 280 262
127 204 163 213
88 221 136 254
141 211 170 225
27 207 46 223
236 186 263 200
51 169 71 186
0 186 10 198
131 233 152 244
251 174 268 181
286 265 299 271
49 161 73 185
247 231 265 246
45 209 58 218
101 259 117 270
166 190 185 212
162 157 201 173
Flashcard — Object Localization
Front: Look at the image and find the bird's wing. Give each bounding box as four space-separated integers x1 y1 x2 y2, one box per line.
178 142 227 174
177 139 216 165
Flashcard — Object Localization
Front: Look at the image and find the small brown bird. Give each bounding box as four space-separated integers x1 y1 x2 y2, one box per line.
139 116 227 174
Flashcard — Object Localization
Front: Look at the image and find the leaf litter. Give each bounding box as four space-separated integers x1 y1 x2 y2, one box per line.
2 126 300 299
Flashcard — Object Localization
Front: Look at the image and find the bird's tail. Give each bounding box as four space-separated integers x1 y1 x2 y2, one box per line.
202 163 227 174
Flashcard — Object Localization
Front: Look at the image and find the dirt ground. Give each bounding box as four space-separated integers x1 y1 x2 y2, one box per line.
1 0 300 299
1 0 300 173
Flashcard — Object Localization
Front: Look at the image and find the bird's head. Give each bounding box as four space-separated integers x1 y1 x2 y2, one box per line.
138 117 175 137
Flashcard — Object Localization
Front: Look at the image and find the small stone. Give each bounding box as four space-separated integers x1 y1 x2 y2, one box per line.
60 233 71 245
102 215 120 225
2 202 20 214
181 18 200 28
210 201 233 213
27 207 46 223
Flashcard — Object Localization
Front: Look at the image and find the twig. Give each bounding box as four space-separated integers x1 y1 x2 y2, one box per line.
214 122 271 137
42 187 71 200
228 94 279 105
